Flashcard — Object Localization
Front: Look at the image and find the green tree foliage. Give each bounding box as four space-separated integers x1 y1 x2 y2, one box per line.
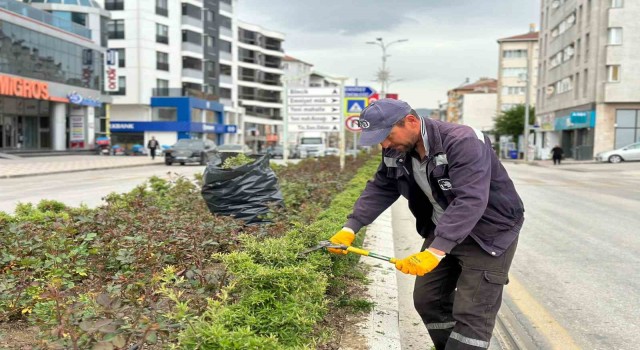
493 104 536 141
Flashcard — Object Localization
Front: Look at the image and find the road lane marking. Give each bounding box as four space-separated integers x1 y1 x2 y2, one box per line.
506 275 582 349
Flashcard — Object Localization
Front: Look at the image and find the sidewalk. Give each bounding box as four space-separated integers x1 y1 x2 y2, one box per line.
0 155 162 179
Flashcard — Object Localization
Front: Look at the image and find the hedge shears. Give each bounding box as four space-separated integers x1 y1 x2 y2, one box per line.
299 240 397 264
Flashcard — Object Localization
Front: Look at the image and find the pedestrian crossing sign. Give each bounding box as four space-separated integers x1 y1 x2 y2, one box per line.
345 98 368 116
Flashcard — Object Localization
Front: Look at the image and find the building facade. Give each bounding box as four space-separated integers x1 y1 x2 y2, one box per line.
537 0 640 160
1 0 109 152
236 20 284 152
446 78 497 132
496 29 539 114
97 0 233 151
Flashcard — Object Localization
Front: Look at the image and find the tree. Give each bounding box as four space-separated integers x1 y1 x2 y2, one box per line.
493 104 535 142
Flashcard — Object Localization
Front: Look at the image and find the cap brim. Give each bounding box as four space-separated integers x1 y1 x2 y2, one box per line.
359 127 392 147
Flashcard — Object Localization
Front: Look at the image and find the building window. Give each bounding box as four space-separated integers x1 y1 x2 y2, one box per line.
502 67 527 78
114 48 125 67
153 107 177 121
220 64 232 76
556 76 573 94
182 30 202 44
155 79 170 96
183 57 202 70
585 33 590 62
107 19 125 39
182 3 201 19
157 52 169 71
105 0 124 11
607 65 620 82
156 0 168 16
502 50 527 59
220 40 232 53
614 110 640 149
501 86 526 95
608 27 622 45
583 69 588 97
611 0 623 8
156 24 169 44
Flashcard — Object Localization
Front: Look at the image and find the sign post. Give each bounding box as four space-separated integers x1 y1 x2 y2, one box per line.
344 86 375 157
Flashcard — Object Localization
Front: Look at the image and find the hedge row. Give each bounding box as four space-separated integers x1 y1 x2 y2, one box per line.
176 158 380 349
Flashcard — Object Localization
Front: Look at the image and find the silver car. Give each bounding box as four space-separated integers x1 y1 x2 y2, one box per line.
595 142 640 163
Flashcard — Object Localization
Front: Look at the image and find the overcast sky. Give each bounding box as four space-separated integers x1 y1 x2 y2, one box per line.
236 0 540 109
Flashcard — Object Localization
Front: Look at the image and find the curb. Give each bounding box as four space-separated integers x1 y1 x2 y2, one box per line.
358 208 403 349
0 162 164 179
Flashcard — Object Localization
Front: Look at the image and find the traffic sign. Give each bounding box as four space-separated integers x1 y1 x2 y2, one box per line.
288 87 340 97
345 116 363 132
368 93 379 104
288 115 340 123
288 123 340 132
288 105 340 114
345 98 367 115
289 97 340 105
345 86 374 97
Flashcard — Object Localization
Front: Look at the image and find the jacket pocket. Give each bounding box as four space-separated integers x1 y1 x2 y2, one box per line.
472 271 509 305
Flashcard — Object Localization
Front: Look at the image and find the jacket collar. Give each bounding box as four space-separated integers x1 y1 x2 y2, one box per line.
422 117 444 157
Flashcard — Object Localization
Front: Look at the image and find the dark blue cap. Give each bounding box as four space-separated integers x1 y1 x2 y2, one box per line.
358 98 411 146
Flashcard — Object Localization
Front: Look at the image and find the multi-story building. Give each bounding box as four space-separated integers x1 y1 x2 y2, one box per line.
97 0 234 151
446 78 497 133
496 28 539 114
537 0 640 160
237 20 284 151
1 0 109 152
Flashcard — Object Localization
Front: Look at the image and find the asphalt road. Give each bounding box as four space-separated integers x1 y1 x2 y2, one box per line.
392 161 640 350
0 164 207 213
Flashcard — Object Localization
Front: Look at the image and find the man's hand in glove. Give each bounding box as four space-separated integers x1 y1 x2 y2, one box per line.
395 249 445 276
327 228 355 255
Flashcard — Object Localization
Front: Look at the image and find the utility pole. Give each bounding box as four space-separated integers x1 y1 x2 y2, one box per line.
366 38 408 99
523 44 532 162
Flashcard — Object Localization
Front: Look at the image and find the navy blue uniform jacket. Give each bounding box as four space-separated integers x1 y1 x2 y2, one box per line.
345 118 525 256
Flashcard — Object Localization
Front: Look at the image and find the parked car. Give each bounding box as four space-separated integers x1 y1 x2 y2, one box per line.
325 147 339 156
268 145 300 158
217 144 253 154
164 139 218 166
595 142 640 163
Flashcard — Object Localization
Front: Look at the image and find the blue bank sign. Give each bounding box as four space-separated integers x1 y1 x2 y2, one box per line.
110 121 237 134
554 110 596 130
67 92 102 108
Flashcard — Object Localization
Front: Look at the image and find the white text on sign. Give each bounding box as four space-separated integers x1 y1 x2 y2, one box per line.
288 115 340 123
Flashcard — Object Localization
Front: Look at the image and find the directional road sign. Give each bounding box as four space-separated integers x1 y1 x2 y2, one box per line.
288 115 340 123
289 96 340 105
287 87 342 131
288 123 340 132
345 86 375 97
288 105 340 114
288 87 340 97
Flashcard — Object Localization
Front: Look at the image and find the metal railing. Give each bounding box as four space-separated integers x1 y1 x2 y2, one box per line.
152 88 218 101
0 0 91 39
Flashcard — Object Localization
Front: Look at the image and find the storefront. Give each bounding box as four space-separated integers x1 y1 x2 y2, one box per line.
0 73 107 152
109 96 236 151
555 110 596 160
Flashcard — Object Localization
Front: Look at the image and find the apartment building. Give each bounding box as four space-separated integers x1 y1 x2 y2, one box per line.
537 0 640 160
95 0 234 150
237 20 284 151
446 78 497 133
496 28 539 114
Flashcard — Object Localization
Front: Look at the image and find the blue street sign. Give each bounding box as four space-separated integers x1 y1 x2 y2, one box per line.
346 99 367 115
345 86 375 97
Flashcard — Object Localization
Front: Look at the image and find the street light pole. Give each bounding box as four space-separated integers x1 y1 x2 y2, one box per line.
366 38 408 99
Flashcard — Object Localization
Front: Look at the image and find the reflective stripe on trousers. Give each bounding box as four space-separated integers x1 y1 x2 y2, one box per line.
450 331 490 348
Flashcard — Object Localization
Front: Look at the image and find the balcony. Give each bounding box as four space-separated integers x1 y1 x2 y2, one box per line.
182 42 203 55
152 88 217 101
220 51 232 61
0 0 91 39
220 27 233 38
220 74 233 85
220 1 233 13
220 98 233 107
182 68 204 80
181 15 202 28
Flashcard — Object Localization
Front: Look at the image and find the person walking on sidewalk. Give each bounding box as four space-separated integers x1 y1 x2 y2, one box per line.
551 145 564 165
147 136 159 160
328 99 525 350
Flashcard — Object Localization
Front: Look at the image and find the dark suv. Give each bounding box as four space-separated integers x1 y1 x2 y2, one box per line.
164 139 218 166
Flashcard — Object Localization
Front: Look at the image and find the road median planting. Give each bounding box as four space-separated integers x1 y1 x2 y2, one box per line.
0 154 377 349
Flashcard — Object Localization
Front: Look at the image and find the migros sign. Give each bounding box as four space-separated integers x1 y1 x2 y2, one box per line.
0 74 50 100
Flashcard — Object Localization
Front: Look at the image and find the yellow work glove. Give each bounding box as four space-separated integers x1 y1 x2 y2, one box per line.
328 228 355 255
395 250 444 276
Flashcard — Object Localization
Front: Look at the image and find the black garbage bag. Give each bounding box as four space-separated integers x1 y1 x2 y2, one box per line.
201 153 283 224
